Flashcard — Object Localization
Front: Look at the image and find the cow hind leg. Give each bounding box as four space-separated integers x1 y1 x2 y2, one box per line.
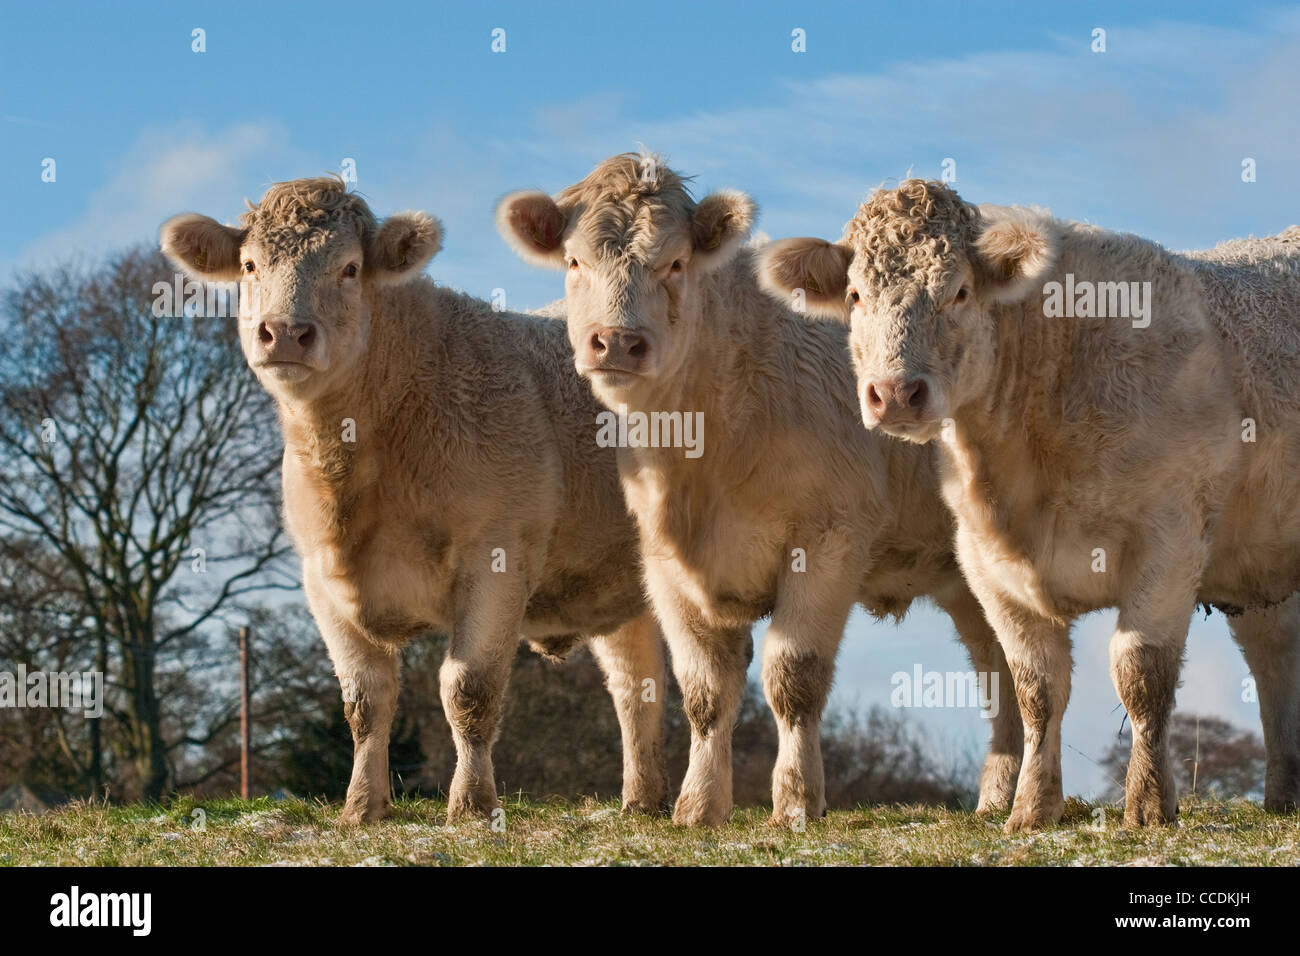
589 612 670 813
937 584 1023 815
1228 593 1300 812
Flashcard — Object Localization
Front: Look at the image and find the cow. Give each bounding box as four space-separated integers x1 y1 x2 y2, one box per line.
497 155 1021 826
759 178 1300 831
161 177 666 824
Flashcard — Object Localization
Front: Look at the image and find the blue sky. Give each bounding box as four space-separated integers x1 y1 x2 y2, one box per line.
4 1 1298 797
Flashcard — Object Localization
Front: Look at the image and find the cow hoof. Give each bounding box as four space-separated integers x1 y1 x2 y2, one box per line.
1263 795 1299 813
339 799 391 826
975 798 1013 817
445 791 499 825
672 791 731 827
1122 794 1178 828
1004 799 1062 833
976 755 1020 814
621 795 668 815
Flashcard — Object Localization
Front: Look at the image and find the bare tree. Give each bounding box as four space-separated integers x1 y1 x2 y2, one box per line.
0 248 296 800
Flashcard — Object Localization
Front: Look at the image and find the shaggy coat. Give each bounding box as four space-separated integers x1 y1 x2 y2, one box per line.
760 179 1300 831
499 156 1021 826
161 178 666 824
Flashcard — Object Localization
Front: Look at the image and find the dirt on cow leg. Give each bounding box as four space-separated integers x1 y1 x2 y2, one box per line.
669 630 748 828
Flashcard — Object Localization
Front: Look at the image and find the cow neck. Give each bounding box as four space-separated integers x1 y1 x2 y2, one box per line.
278 298 412 495
944 300 1065 531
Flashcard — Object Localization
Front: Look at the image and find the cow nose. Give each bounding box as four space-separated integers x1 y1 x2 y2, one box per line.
257 320 317 361
586 327 650 372
865 377 928 422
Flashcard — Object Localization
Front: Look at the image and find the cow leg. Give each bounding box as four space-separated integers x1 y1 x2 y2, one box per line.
589 611 669 813
1110 536 1201 827
441 567 528 824
979 595 1072 834
1227 593 1300 812
319 615 400 826
762 560 856 827
936 583 1023 815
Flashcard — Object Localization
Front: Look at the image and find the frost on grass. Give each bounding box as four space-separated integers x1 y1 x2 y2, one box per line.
1 797 1297 866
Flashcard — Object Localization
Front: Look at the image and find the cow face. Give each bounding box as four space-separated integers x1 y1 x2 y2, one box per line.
759 180 1055 443
161 178 440 404
497 154 754 409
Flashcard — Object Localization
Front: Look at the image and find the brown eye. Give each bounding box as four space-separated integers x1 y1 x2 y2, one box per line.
671 260 683 273
343 263 358 278
954 286 969 303
243 261 256 274
568 258 579 271
849 289 861 304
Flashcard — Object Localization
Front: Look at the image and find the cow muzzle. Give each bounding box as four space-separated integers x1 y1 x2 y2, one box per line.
580 327 652 377
255 318 319 369
863 376 931 429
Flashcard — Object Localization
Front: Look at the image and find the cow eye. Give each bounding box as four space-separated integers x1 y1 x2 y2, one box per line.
954 286 969 303
849 289 861 304
568 257 579 271
243 261 256 274
671 260 683 273
343 263 359 278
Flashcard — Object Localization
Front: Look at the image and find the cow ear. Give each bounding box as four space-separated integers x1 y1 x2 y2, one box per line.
160 213 245 281
974 207 1056 304
691 190 756 270
757 237 852 320
496 190 569 270
367 212 442 284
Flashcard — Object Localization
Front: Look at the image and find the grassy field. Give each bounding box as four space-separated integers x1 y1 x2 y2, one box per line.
2 795 1298 866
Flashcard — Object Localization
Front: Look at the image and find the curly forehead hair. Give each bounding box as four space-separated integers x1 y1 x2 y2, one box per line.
842 179 981 294
554 152 697 260
240 176 378 253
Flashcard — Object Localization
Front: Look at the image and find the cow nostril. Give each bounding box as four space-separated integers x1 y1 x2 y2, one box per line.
297 325 316 349
907 380 928 409
590 332 608 356
866 383 883 410
258 322 274 345
627 337 647 359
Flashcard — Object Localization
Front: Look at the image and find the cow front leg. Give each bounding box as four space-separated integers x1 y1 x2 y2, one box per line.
589 611 669 813
981 596 1072 834
761 555 856 827
442 564 529 824
318 616 400 826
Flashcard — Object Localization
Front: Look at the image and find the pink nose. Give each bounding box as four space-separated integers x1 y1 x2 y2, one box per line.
865 377 928 424
584 327 650 373
257 320 317 363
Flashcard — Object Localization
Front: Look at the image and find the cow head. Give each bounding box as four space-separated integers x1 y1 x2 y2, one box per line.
759 179 1056 442
160 177 441 404
497 153 754 409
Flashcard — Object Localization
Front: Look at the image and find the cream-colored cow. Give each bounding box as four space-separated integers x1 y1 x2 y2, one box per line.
163 177 666 824
762 179 1300 830
499 155 1021 826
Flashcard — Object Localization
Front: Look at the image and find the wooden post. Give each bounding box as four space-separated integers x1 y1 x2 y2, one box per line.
239 626 251 800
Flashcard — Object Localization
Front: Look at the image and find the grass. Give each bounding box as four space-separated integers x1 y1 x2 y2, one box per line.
0 795 1296 866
